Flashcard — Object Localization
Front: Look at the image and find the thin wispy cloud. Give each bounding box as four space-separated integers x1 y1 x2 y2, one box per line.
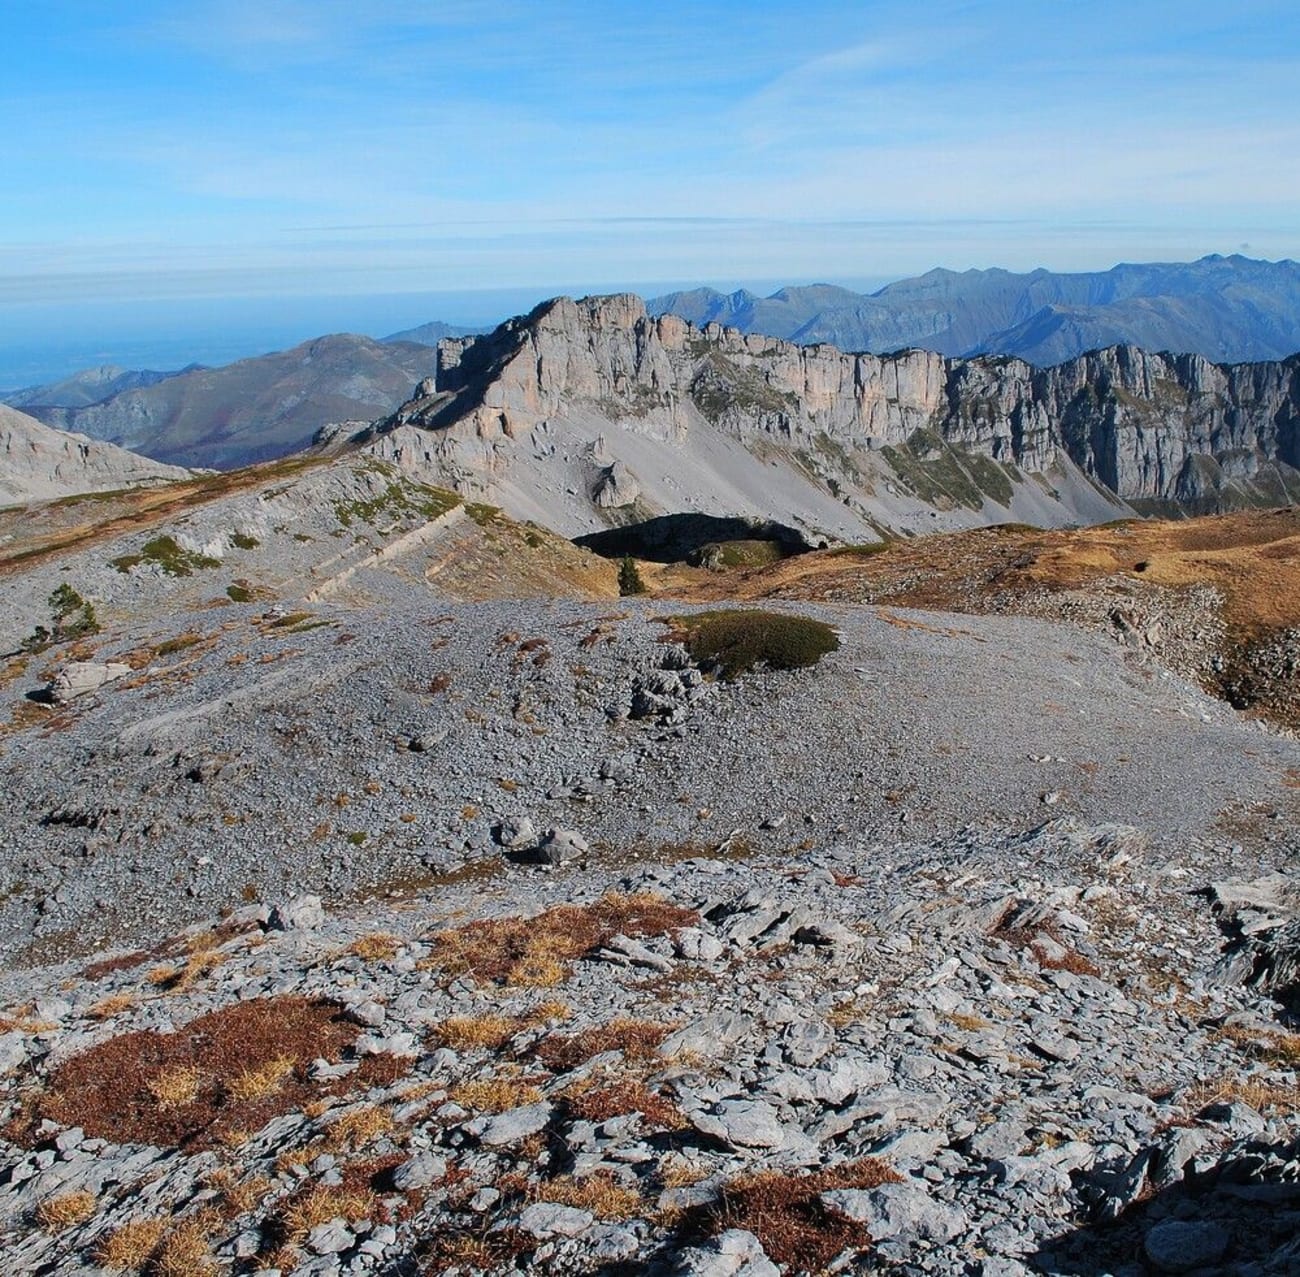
2 0 1298 312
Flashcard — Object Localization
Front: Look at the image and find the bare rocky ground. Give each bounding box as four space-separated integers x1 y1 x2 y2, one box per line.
0 581 1299 1275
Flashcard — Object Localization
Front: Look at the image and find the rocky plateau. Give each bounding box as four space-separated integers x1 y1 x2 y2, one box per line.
0 296 1297 1277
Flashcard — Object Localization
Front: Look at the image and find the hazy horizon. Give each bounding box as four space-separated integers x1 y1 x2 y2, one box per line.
1 274 903 389
7 252 1300 390
5 0 1300 388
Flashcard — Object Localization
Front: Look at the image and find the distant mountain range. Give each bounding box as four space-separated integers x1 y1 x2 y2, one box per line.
13 335 446 471
4 364 204 411
648 255 1300 365
3 321 488 471
381 319 491 346
6 256 1300 475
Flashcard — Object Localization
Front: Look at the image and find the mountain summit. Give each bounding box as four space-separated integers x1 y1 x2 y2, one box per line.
650 255 1300 365
350 293 1300 541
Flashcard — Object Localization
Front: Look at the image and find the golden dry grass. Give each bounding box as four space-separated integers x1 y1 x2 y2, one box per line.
92 1217 168 1269
539 1172 643 1219
346 932 401 962
35 1189 96 1231
147 1065 203 1111
1215 1024 1300 1066
86 992 136 1021
528 1000 571 1024
1186 1074 1300 1114
658 1156 711 1189
150 1214 221 1277
222 1173 273 1217
432 1014 520 1051
0 1004 57 1033
322 1104 394 1153
948 1012 991 1032
226 1055 295 1102
281 1185 377 1237
424 892 697 987
146 948 227 992
451 1077 545 1113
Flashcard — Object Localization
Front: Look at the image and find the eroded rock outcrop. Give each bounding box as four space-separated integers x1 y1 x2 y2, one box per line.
354 294 1300 537
0 404 191 504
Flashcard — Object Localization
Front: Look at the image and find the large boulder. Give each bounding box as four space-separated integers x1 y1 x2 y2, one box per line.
47 661 131 704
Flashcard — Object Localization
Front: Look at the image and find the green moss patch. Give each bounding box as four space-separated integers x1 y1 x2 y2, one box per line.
667 609 839 680
880 428 1017 511
333 476 460 529
110 535 220 577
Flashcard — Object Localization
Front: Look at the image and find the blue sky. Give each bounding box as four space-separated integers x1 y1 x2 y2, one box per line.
2 0 1299 376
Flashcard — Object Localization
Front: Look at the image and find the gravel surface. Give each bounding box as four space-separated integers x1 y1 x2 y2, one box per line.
1 597 1295 966
3 815 1299 1275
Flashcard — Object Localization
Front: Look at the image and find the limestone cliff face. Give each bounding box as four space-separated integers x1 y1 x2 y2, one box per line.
1044 347 1300 507
0 404 192 504
364 294 1300 530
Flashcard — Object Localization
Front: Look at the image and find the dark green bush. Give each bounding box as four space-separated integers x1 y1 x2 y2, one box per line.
618 556 647 596
670 609 839 680
22 584 100 652
110 535 220 577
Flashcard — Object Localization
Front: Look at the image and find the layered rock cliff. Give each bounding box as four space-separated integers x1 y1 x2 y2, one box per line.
356 295 1300 539
0 404 192 504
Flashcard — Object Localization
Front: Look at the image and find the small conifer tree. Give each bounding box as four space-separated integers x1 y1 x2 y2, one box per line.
618 555 646 596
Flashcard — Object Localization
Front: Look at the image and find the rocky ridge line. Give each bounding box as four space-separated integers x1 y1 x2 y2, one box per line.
361 295 1300 532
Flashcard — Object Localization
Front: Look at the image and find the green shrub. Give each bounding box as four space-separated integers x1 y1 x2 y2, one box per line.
618 556 647 596
230 531 260 550
668 609 839 680
22 584 100 652
465 501 501 527
110 535 220 577
226 583 253 603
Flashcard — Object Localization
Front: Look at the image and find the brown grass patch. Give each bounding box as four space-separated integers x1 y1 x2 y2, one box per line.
540 1171 643 1219
565 1078 683 1131
82 950 153 980
345 932 402 962
35 1189 96 1230
92 1216 167 1268
680 1159 903 1271
450 1077 544 1113
535 1018 672 1071
25 996 358 1152
995 920 1102 979
432 1014 520 1051
424 892 697 987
